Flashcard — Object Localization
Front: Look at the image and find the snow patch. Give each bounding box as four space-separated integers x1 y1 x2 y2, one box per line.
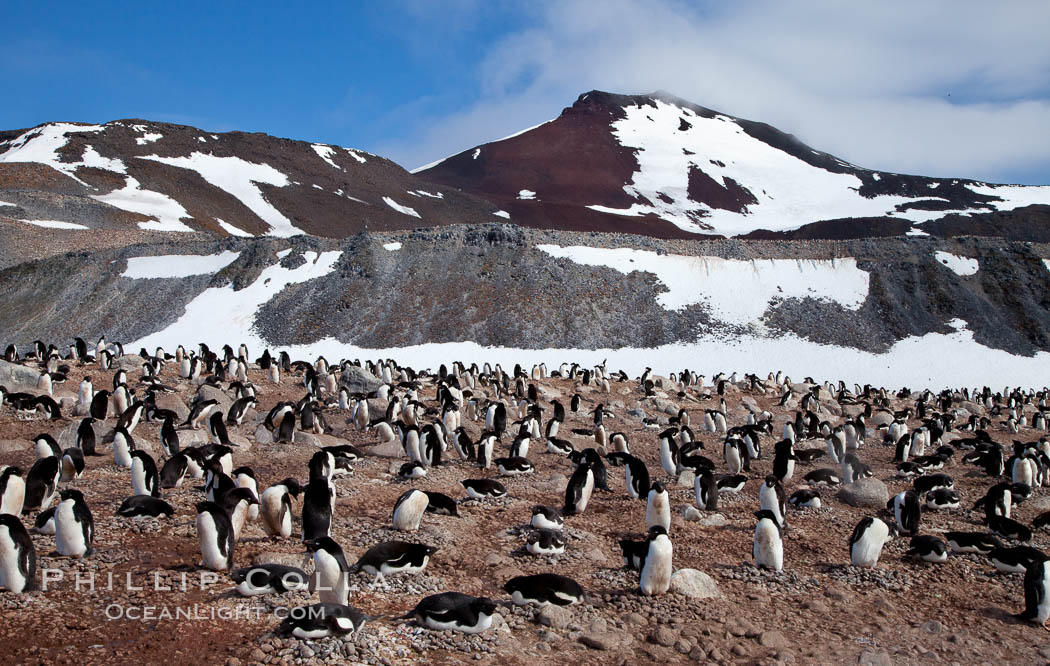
472 148 481 160
934 251 978 276
383 242 402 251
1042 259 1050 273
129 251 342 353
537 244 868 326
139 152 303 237
967 183 1050 212
0 200 16 207
312 144 342 170
0 123 109 186
518 190 536 200
91 175 195 232
345 149 367 164
414 190 444 199
18 219 88 230
122 251 241 279
216 218 253 237
135 133 163 145
493 210 510 219
383 197 420 218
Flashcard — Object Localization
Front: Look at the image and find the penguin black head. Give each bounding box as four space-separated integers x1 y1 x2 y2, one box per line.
471 597 498 616
304 536 342 555
754 509 779 522
646 525 668 539
59 488 86 503
651 481 666 494
764 475 778 487
222 487 260 510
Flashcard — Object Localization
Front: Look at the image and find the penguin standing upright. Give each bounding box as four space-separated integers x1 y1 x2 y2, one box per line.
694 470 718 511
196 501 235 571
657 428 680 478
54 489 94 558
305 537 352 604
645 482 670 531
130 450 160 498
161 415 180 456
759 475 787 527
112 427 135 468
639 525 672 596
233 467 260 521
0 466 25 516
302 478 334 541
59 448 85 482
772 439 797 483
222 488 259 542
890 490 920 535
392 489 430 532
724 438 743 475
623 454 651 500
1015 558 1050 625
23 456 60 513
849 517 894 568
261 478 301 539
0 514 35 592
76 418 99 456
563 462 595 516
753 510 784 571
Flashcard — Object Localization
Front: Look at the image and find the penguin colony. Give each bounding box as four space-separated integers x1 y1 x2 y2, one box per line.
1 339 1050 661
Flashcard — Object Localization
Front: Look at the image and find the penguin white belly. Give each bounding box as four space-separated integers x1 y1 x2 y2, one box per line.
230 504 249 542
425 612 492 634
197 513 227 570
753 523 783 571
659 446 675 476
784 458 795 481
392 493 428 531
0 478 25 516
576 474 594 514
1015 460 1034 487
131 460 149 496
639 538 672 595
113 437 133 468
1036 564 1050 623
852 537 884 568
34 442 53 460
0 527 28 592
55 501 87 557
646 496 670 531
238 478 260 521
314 553 349 605
261 488 287 536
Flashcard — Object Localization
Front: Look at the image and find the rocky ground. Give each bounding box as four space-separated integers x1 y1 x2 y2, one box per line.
1 353 1050 665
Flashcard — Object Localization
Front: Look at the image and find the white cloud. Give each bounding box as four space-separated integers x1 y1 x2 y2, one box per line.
388 0 1050 184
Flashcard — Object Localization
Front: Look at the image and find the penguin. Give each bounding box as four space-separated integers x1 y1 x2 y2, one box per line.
196 500 235 571
404 592 497 633
116 495 175 518
990 546 1047 574
772 439 797 483
227 396 257 426
130 450 160 498
421 490 458 517
563 462 594 516
33 434 61 460
231 563 309 597
803 468 841 487
30 507 56 535
759 475 787 527
530 505 563 531
89 389 110 420
1014 558 1050 625
849 517 894 568
723 438 743 475
54 489 93 558
305 537 352 603
788 488 821 509
623 454 651 500
354 541 438 583
232 467 260 521
112 426 135 468
639 525 673 596
526 529 566 555
795 448 826 464
906 535 949 563
0 514 36 592
23 456 60 513
546 436 573 456
278 602 370 640
398 461 427 480
504 573 585 607
988 515 1033 542
753 509 784 571
160 416 180 456
645 482 671 531
261 478 301 539
461 479 507 500
619 533 650 570
59 447 85 482
392 489 430 531
222 487 259 542
476 431 496 469
187 399 220 431
913 473 953 495
694 470 718 511
717 474 748 493
159 452 191 488
495 456 535 476
889 490 921 536
302 478 334 541
944 531 1002 556
0 466 26 516
76 417 99 456
925 488 961 510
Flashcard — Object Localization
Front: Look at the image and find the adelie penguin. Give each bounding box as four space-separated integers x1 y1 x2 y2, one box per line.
130 450 160 498
788 488 821 509
849 517 894 568
232 563 309 597
278 602 370 640
646 482 671 531
76 417 99 456
403 592 497 634
59 448 84 482
906 535 949 563
23 456 60 513
526 529 566 555
563 461 595 516
530 505 563 531
222 487 259 542
196 500 235 571
889 490 921 536
262 478 301 539
944 531 1001 556
461 479 507 500
504 573 585 607
694 470 718 511
0 514 36 592
116 496 175 519
302 477 335 541
353 541 438 583
639 525 673 596
759 475 787 528
392 489 430 531
423 491 459 517
772 439 797 483
54 489 93 558
753 509 784 571
623 454 651 500
1014 558 1050 626
0 466 25 516
495 456 534 476
305 537 352 604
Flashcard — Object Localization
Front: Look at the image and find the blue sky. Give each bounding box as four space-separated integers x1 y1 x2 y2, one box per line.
4 1 1049 184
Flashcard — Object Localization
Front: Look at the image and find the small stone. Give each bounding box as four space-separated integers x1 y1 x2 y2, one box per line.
585 548 607 563
624 613 647 626
731 643 750 657
648 627 676 647
670 569 723 599
758 631 789 649
250 649 266 662
579 633 617 651
858 650 892 666
682 506 702 521
698 513 728 527
921 620 943 635
537 604 573 629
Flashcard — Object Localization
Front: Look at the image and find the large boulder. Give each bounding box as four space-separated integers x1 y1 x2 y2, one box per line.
669 568 723 599
836 478 889 508
341 366 383 394
114 355 146 372
153 393 190 422
0 360 40 393
196 384 233 412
